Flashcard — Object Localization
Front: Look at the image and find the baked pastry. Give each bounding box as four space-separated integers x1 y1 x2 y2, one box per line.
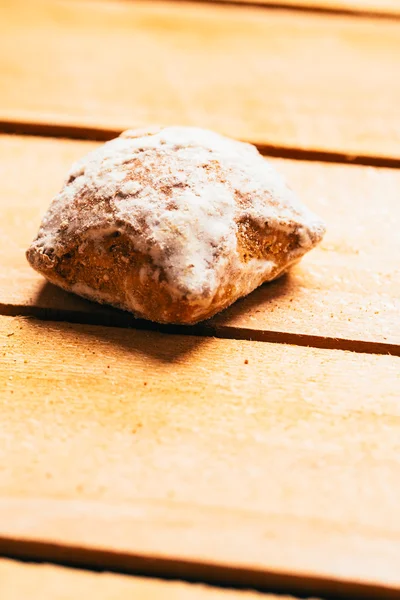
27 126 325 324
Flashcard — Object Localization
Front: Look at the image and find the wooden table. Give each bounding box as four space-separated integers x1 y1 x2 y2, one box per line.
1 1 399 598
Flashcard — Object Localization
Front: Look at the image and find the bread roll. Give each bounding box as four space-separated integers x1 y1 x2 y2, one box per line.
27 126 325 324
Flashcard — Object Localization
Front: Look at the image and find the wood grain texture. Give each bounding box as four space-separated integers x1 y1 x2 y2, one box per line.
1 135 399 352
1 0 400 159
0 559 282 600
0 315 400 597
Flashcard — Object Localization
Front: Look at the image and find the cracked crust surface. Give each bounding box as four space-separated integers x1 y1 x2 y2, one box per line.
27 126 326 324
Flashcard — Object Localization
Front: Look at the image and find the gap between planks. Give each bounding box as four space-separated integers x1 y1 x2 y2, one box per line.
1 308 398 357
0 539 392 600
2 119 400 170
0 558 307 600
152 0 400 21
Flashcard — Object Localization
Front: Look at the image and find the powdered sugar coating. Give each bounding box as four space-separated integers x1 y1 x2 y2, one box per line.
28 126 325 322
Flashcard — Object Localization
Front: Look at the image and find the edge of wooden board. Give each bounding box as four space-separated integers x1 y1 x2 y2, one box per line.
0 558 306 600
1 303 398 356
1 117 400 168
0 499 398 600
155 0 400 20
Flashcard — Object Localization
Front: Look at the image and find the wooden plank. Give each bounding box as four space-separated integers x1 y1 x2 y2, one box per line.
0 134 399 352
0 559 285 600
0 315 400 597
1 1 400 159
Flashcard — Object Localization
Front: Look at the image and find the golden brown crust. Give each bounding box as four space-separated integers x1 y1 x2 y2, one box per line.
27 223 302 325
27 233 217 324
